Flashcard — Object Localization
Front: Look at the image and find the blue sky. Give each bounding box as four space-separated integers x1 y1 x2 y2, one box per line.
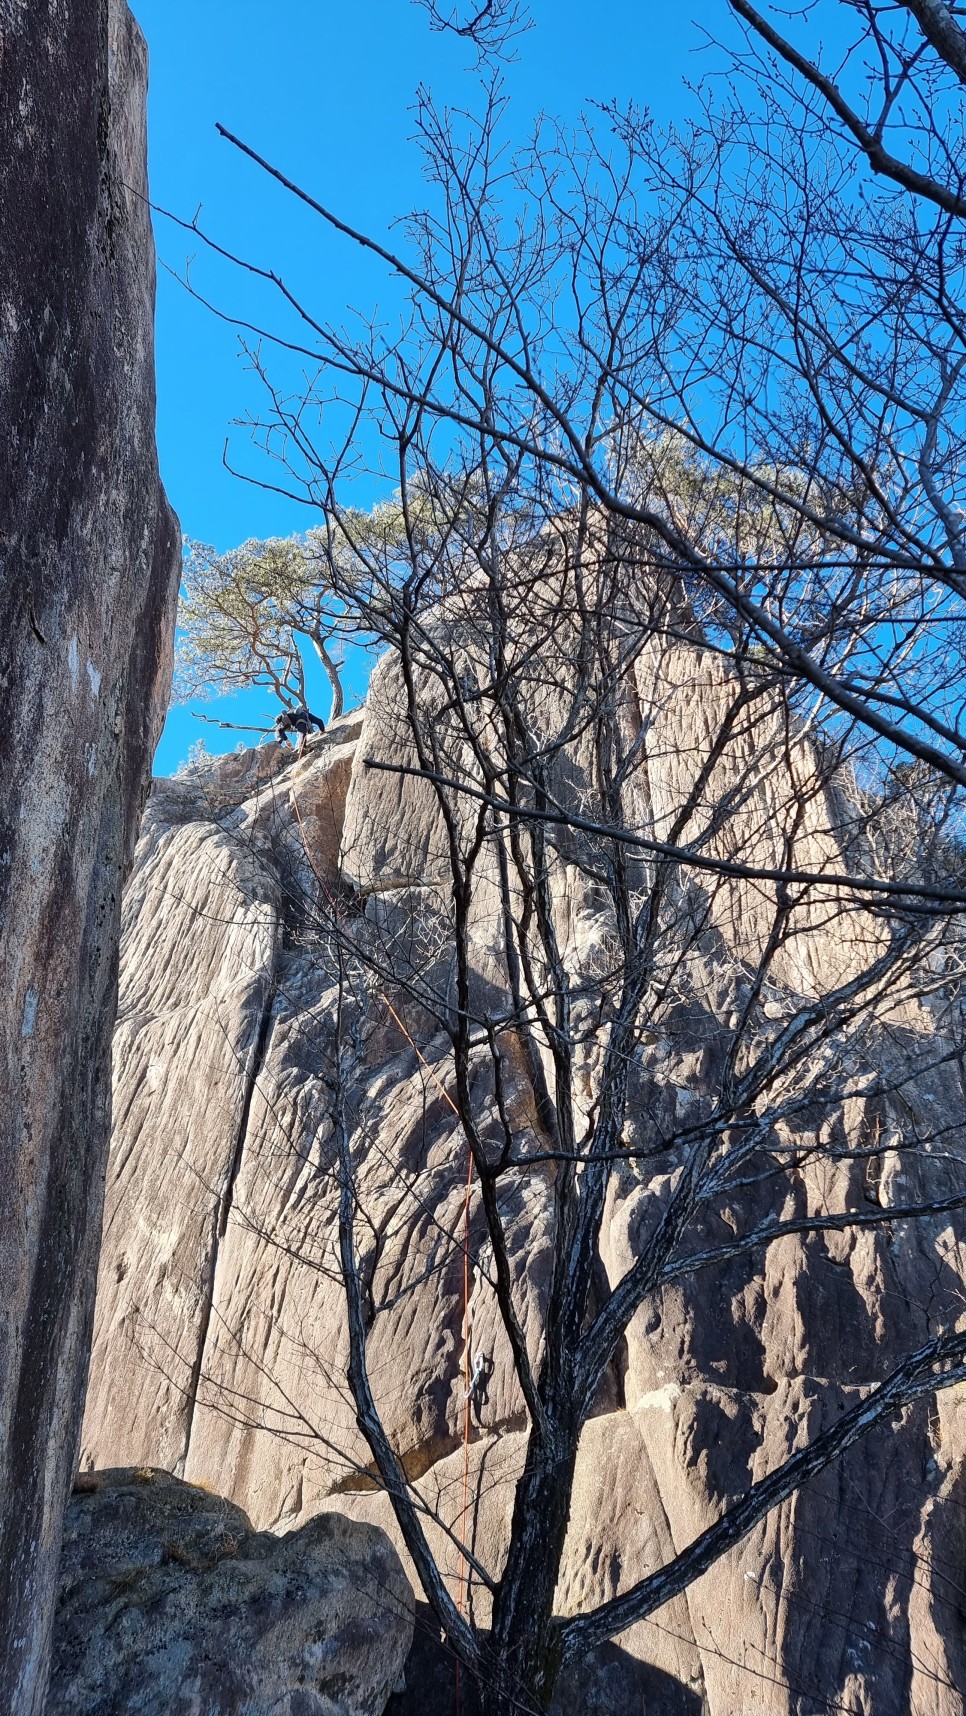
131 1 724 773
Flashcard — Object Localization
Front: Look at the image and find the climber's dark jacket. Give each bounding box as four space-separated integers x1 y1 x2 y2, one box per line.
273 705 325 744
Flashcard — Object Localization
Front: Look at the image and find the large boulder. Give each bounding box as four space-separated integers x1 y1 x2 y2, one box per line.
47 1468 413 1716
0 4 180 1710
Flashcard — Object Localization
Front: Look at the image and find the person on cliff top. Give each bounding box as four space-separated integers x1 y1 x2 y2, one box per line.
273 704 325 761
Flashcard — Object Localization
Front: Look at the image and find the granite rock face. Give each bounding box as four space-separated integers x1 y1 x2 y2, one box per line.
47 1469 413 1716
0 5 180 1711
84 645 966 1714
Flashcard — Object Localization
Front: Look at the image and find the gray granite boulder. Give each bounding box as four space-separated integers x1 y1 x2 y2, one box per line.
47 1469 413 1715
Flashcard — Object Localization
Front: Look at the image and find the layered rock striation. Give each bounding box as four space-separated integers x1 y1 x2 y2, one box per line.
85 617 966 1714
0 5 180 1710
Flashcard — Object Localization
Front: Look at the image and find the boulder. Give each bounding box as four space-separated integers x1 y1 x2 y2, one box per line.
0 3 180 1710
47 1468 413 1716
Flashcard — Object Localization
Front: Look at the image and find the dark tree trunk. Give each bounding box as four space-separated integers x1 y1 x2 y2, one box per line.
481 1421 581 1716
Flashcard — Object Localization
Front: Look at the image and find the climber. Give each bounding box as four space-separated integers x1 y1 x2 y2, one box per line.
273 703 325 761
463 1346 492 1427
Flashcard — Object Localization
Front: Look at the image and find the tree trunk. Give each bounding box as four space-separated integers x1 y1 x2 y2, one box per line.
480 1423 580 1716
310 632 344 722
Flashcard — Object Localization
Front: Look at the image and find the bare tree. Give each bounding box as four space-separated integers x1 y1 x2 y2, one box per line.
150 3 966 1711
293 493 964 1716
415 0 531 57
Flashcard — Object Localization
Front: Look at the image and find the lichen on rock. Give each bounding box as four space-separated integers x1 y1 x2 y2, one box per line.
47 1468 413 1716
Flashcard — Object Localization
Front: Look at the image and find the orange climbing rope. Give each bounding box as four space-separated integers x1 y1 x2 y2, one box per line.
381 993 476 1716
361 1001 475 1629
289 782 476 1711
455 1144 475 1716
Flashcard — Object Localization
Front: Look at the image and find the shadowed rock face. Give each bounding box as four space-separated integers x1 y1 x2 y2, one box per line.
0 4 180 1711
84 649 966 1714
385 1603 703 1716
47 1469 413 1716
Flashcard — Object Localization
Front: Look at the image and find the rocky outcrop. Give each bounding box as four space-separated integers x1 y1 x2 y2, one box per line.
0 5 180 1711
84 648 966 1714
46 1468 412 1716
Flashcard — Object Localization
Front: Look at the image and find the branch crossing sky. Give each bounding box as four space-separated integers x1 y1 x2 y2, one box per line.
131 1 713 773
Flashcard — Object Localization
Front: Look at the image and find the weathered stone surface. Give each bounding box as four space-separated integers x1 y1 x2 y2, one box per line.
0 5 180 1710
84 635 966 1714
47 1468 413 1716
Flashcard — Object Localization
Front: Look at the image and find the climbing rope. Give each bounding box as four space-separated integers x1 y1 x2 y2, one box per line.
381 993 476 1716
289 780 477 1711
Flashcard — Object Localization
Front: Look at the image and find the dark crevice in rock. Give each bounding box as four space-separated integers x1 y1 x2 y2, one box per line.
180 944 280 1469
386 1604 704 1716
217 963 279 1246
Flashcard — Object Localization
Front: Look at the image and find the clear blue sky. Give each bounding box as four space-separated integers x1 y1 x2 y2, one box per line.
131 1 725 773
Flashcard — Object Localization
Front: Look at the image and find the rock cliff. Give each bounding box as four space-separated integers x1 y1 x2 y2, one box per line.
0 5 180 1711
84 624 966 1714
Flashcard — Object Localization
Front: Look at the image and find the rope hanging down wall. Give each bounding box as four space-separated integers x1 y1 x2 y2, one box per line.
289 779 478 1715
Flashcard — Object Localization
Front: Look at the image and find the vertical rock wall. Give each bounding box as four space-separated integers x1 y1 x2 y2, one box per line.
84 681 966 1715
0 4 179 1711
